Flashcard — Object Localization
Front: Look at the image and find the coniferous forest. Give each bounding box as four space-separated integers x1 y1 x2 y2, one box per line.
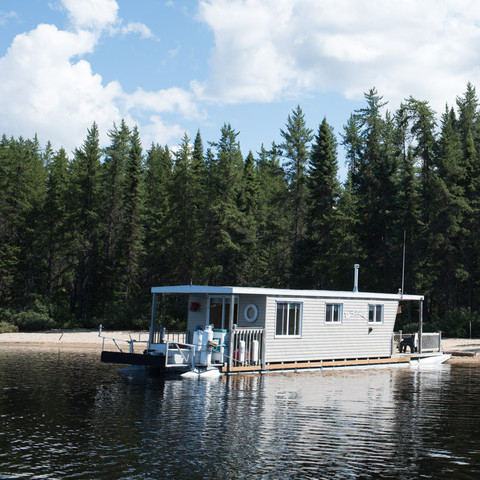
2 86 480 336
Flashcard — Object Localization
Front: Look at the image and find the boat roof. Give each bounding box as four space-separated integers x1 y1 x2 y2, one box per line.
150 285 424 301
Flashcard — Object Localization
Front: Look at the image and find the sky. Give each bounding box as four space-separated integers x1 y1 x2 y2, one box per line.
1 0 480 176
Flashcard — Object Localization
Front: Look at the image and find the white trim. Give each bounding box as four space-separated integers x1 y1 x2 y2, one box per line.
208 295 238 330
325 303 343 324
368 304 384 324
151 285 423 301
274 301 303 338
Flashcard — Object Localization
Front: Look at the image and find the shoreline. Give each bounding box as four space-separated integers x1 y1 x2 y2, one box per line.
0 329 149 353
1 331 480 364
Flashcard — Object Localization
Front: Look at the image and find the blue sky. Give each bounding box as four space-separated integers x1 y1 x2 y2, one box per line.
1 0 479 178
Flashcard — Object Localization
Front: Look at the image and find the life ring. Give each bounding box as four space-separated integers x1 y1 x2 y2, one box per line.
244 304 258 323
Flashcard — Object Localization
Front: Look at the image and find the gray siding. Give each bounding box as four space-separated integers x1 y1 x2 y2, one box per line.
186 294 266 336
236 295 266 328
187 294 208 336
264 296 399 362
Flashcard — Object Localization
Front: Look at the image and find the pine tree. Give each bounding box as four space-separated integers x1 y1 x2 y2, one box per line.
116 126 144 301
100 120 131 308
349 89 398 290
280 105 313 246
256 142 291 286
238 151 260 284
67 123 102 323
0 136 46 305
457 85 480 309
292 118 340 289
205 123 246 284
44 147 69 303
401 97 437 314
169 133 197 284
142 143 173 288
431 107 470 313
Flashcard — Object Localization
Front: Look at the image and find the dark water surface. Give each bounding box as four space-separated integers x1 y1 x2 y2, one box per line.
1 348 480 479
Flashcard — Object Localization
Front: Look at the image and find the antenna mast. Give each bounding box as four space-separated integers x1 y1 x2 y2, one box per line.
401 230 406 294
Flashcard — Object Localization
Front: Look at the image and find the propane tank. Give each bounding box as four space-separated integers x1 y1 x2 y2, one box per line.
199 325 213 366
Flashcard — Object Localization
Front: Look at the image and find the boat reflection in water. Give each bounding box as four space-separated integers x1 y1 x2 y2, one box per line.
1 348 479 479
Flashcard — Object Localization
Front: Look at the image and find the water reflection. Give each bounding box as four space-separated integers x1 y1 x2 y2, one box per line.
1 348 480 479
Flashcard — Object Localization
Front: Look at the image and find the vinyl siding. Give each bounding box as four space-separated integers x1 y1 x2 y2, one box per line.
187 294 208 336
186 294 266 335
236 295 266 328
264 296 399 362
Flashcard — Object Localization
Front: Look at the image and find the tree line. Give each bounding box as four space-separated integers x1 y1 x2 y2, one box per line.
2 85 480 336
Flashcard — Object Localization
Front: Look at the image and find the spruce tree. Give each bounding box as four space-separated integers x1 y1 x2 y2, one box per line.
349 89 398 290
457 85 480 309
238 151 260 284
256 142 291 286
116 126 144 301
67 123 102 323
44 147 69 304
0 136 46 306
142 143 173 288
431 107 470 313
205 123 245 284
292 118 340 289
280 105 313 246
169 133 196 284
100 120 131 309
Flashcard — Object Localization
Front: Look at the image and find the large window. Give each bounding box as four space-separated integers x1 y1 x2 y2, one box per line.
276 302 302 336
369 305 383 323
326 303 342 323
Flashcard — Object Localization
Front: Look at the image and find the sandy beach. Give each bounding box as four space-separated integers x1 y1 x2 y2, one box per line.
1 330 480 364
0 329 149 352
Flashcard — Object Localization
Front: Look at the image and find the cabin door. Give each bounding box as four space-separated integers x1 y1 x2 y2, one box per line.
208 296 238 330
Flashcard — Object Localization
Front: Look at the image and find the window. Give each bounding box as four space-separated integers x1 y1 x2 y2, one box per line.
276 302 302 336
369 305 383 323
209 296 238 330
326 303 342 323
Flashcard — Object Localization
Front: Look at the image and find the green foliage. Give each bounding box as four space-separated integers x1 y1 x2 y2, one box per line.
431 308 480 338
12 310 56 332
280 105 313 245
0 321 18 333
3 87 480 332
0 302 57 331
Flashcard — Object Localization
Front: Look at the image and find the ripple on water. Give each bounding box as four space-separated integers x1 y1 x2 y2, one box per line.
1 350 480 479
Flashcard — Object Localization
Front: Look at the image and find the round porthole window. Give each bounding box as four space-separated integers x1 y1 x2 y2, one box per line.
244 304 258 323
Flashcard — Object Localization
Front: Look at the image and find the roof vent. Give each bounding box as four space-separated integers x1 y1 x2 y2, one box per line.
353 264 360 292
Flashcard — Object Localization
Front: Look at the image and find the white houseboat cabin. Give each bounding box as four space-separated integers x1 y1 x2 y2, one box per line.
100 273 448 375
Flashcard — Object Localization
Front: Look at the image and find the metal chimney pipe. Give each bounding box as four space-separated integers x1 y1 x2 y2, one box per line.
353 264 360 292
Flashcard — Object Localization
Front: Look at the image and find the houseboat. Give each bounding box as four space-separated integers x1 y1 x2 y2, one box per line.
100 269 449 375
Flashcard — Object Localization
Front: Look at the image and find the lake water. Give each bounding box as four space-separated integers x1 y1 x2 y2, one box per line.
1 348 480 479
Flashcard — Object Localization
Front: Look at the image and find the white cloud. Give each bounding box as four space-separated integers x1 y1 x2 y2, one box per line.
0 10 18 25
0 23 122 152
196 0 480 111
125 87 203 120
141 115 185 147
120 22 156 39
0 0 199 152
60 0 118 31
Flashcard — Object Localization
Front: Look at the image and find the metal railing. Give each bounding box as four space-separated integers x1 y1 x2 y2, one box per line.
393 331 442 353
151 327 188 344
231 328 264 368
99 325 147 353
420 332 442 352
